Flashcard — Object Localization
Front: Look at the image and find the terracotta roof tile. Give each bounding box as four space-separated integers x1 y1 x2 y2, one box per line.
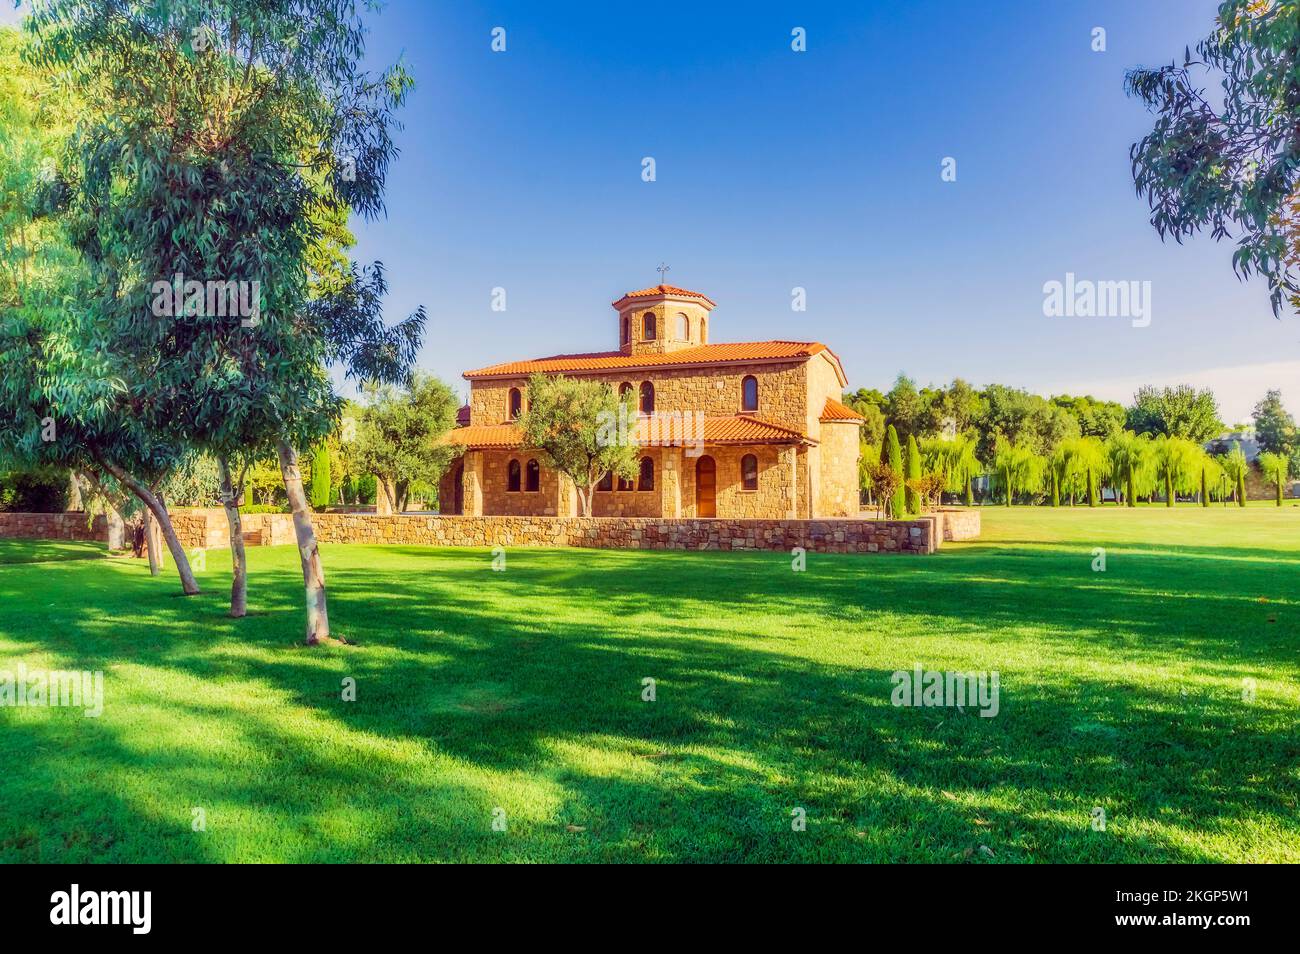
464 340 829 378
440 414 812 450
612 284 717 307
820 397 866 423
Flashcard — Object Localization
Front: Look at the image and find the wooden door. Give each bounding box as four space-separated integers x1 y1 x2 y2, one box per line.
696 455 716 517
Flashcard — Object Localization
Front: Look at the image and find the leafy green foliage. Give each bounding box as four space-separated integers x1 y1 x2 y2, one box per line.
353 373 458 513
518 373 638 516
1126 0 1300 313
1126 385 1223 442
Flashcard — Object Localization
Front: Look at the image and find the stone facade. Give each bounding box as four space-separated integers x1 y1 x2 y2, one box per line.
451 283 864 520
0 512 108 541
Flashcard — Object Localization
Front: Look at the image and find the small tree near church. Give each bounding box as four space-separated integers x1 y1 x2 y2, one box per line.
519 374 639 516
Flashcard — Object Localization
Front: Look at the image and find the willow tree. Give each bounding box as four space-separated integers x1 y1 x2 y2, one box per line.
1150 436 1201 507
1106 431 1151 507
992 438 1044 506
1256 451 1290 506
25 1 422 640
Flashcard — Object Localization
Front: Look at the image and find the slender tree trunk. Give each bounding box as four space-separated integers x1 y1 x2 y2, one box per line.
217 456 248 618
1276 477 1283 506
1004 467 1012 506
95 453 199 594
964 476 973 507
1201 469 1209 508
77 468 125 549
144 510 161 575
277 440 330 644
1087 471 1097 507
1126 468 1136 508
1237 474 1246 507
1165 472 1174 507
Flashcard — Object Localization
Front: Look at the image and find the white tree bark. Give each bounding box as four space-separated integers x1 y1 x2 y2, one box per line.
217 456 248 618
278 440 330 643
94 453 199 595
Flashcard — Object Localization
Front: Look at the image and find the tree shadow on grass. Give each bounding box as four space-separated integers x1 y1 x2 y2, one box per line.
1 544 1296 862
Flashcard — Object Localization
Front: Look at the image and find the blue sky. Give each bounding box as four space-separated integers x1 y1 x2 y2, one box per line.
5 0 1297 423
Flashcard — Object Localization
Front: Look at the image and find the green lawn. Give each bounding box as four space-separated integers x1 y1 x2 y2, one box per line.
0 538 107 565
0 506 1296 862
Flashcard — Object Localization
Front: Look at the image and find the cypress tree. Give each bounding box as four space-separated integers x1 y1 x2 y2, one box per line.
904 434 922 516
886 426 905 519
310 445 331 510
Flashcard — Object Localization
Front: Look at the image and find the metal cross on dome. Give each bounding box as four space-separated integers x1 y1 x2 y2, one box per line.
656 262 670 285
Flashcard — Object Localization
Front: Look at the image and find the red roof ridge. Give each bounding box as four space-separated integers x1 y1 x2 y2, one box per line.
612 284 717 307
463 340 829 378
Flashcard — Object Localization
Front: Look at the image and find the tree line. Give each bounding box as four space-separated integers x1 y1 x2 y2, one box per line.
846 377 1296 513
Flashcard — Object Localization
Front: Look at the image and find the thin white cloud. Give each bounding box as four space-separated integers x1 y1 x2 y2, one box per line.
1049 360 1300 427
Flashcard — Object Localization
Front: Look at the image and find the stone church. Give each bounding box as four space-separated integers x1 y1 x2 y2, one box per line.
439 284 863 519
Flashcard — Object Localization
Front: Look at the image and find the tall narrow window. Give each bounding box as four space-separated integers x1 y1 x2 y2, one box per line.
638 456 655 491
507 459 521 492
508 387 522 419
619 381 634 400
639 381 655 414
741 375 758 412
525 458 540 492
741 454 759 491
642 312 656 340
621 316 630 346
597 471 613 492
676 313 688 340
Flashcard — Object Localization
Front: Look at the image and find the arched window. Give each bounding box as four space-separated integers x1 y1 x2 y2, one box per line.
741 454 759 491
676 313 688 340
597 471 613 492
507 458 521 492
508 387 522 419
621 316 630 346
741 375 758 412
642 312 656 340
639 381 655 414
525 458 540 492
638 456 655 491
619 381 633 401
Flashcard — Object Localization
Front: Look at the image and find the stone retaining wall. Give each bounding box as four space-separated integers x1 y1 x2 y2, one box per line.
0 512 108 541
0 508 980 555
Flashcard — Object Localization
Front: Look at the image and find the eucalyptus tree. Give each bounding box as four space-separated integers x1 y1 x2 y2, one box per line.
1127 0 1300 313
25 1 423 640
0 24 198 591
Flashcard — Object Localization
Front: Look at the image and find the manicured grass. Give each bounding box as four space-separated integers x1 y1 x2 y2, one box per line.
0 507 1296 862
0 538 107 565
